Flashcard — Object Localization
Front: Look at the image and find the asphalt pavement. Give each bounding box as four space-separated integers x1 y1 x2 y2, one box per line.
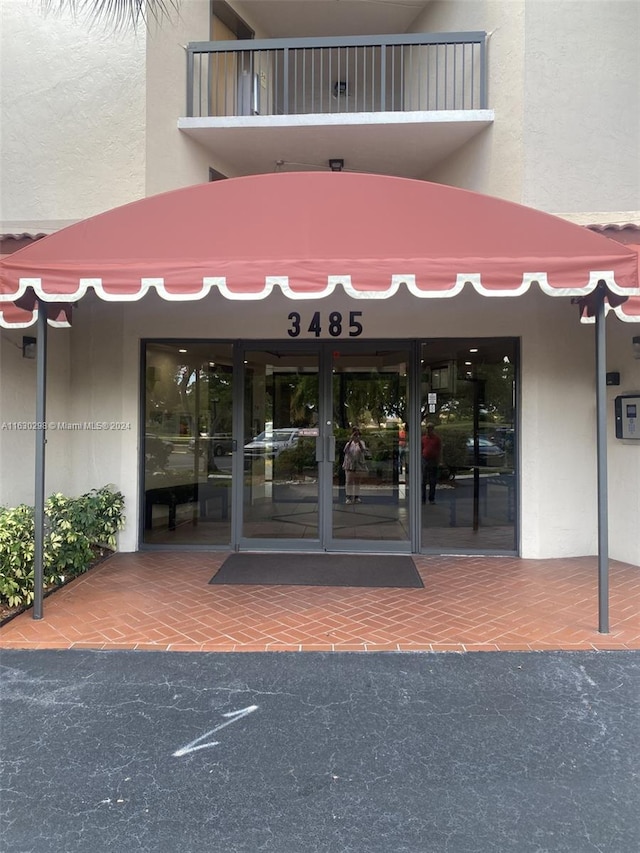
1 650 639 853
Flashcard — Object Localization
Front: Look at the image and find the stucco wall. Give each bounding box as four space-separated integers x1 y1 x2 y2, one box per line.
0 325 73 507
522 0 640 212
0 0 146 225
144 1 216 194
410 0 526 201
412 0 640 213
146 0 270 195
144 0 271 194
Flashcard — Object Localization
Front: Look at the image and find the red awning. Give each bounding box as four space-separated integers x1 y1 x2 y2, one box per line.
1 172 638 327
611 243 639 322
579 244 640 323
0 290 73 329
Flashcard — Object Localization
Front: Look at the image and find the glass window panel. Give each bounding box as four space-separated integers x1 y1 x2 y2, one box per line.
332 349 410 543
143 342 233 545
420 338 517 552
242 350 320 541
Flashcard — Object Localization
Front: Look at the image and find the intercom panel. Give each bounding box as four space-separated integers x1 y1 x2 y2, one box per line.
615 395 640 439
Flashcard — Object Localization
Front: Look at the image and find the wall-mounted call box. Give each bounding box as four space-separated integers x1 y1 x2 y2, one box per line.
615 395 640 439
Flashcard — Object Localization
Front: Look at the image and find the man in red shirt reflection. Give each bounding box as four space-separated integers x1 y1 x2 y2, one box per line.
421 423 442 504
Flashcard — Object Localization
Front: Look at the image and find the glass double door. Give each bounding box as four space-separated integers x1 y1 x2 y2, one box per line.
142 337 517 553
241 343 411 551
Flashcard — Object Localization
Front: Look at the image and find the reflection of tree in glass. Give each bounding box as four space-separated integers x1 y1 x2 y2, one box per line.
289 375 319 425
334 373 406 428
424 361 514 427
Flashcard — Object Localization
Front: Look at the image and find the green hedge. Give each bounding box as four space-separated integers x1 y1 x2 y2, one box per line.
0 486 125 609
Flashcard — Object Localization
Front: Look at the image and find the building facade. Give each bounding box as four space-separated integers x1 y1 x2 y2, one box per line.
1 0 639 564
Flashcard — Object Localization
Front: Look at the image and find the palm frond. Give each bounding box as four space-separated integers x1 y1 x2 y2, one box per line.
41 0 179 30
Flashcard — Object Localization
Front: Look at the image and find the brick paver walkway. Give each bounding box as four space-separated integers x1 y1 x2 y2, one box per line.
0 552 638 652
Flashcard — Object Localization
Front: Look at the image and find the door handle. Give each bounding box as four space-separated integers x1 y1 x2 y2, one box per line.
328 435 336 463
315 436 322 463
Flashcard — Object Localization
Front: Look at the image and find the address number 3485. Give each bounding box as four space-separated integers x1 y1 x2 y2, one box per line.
287 311 363 338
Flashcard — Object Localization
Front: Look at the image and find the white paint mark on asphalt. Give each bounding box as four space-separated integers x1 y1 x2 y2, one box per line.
172 704 259 757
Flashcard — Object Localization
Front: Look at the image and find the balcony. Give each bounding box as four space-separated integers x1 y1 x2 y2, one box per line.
179 32 494 178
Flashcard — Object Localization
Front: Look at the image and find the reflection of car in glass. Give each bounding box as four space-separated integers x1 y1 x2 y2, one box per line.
145 434 174 469
466 436 505 466
188 433 233 457
489 428 515 452
244 428 299 461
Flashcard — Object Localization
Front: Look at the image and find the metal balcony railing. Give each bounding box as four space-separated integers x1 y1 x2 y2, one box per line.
186 32 487 119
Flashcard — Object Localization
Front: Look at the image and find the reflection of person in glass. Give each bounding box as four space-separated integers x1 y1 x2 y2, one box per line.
421 422 442 504
342 427 367 504
398 423 407 474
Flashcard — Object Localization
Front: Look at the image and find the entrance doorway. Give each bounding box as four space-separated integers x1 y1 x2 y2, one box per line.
241 343 411 551
141 338 517 554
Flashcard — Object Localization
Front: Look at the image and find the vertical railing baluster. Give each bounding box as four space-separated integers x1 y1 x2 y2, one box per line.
390 45 395 110
311 47 315 113
302 48 306 113
380 44 386 111
462 43 465 109
283 46 289 114
444 43 448 109
293 49 297 113
453 42 457 109
354 45 359 111
363 46 367 110
479 36 486 108
187 47 194 117
345 45 349 112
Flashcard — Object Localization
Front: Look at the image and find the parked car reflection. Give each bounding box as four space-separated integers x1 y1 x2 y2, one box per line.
188 433 233 457
466 436 506 466
244 428 299 462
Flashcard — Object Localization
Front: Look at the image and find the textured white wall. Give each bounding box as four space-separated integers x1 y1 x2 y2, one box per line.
0 325 73 507
522 0 640 212
410 0 526 201
144 1 216 194
66 297 137 549
411 0 640 213
0 0 146 225
144 0 273 194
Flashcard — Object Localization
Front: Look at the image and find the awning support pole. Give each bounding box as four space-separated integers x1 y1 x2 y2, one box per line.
595 285 609 633
33 302 48 620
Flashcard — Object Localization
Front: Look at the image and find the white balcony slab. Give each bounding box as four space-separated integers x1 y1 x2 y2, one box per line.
178 110 494 178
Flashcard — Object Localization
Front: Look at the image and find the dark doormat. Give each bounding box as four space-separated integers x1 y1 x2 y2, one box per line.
209 553 424 588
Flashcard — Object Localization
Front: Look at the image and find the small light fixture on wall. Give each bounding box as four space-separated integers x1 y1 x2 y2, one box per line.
333 81 347 98
329 158 344 172
22 336 36 359
633 335 640 360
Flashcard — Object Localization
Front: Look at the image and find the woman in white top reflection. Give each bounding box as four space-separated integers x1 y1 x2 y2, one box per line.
342 427 367 504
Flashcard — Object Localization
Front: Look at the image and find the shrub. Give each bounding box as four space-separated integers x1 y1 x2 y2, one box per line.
0 505 36 608
275 441 317 477
0 485 125 609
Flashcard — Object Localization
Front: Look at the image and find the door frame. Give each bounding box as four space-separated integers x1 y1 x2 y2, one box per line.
235 339 417 553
